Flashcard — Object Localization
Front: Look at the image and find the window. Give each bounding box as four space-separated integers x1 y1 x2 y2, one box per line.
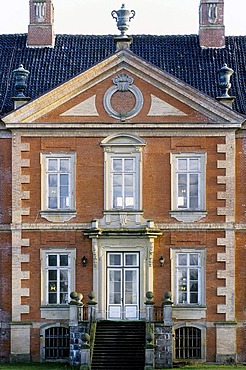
175 326 201 360
40 153 76 222
112 157 136 209
40 249 76 305
45 326 70 360
101 133 145 211
171 249 205 306
170 153 206 222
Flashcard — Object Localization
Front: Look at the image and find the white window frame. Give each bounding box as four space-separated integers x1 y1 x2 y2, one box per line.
170 248 206 307
40 153 76 222
101 134 145 211
111 156 136 210
40 248 76 306
170 153 207 222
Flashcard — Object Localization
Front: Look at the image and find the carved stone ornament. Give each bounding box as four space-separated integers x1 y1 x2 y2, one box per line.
207 3 218 24
103 72 143 121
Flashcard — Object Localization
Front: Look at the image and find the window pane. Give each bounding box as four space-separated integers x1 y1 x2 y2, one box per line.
48 255 57 266
60 196 69 209
60 271 68 282
60 174 69 186
178 254 187 266
109 270 121 304
125 254 138 266
49 293 57 304
109 254 121 266
49 197 57 209
60 159 69 172
178 174 187 208
60 255 68 266
113 159 122 172
190 293 198 304
190 254 199 266
60 187 69 198
190 269 198 280
49 174 57 187
124 159 134 172
48 270 57 280
113 174 122 208
48 159 57 171
178 159 187 171
190 174 199 209
190 281 198 292
190 158 199 171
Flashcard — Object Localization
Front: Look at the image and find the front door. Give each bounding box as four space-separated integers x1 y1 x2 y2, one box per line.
107 252 139 320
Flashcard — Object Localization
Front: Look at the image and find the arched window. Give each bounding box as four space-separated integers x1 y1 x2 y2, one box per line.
44 326 70 360
175 326 201 360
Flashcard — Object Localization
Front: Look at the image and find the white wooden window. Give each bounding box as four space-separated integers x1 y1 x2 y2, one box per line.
170 153 206 222
112 157 136 209
101 134 145 211
171 249 205 306
40 249 76 305
40 153 76 212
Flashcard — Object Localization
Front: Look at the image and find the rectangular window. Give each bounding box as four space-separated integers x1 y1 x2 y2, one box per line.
171 249 205 306
40 249 76 305
47 253 70 304
177 158 200 209
170 153 206 221
40 153 76 214
47 158 71 210
112 157 136 209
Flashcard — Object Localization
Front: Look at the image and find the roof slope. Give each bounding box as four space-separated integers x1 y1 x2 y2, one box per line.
0 34 246 116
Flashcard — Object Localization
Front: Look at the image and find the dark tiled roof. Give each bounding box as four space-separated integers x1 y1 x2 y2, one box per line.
0 34 246 116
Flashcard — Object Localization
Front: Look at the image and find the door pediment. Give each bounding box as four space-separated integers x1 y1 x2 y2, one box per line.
3 49 244 128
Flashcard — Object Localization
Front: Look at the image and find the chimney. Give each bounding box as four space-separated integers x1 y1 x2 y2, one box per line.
27 0 54 47
199 0 225 48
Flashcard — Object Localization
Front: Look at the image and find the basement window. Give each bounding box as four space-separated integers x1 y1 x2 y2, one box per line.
175 326 201 360
45 326 70 360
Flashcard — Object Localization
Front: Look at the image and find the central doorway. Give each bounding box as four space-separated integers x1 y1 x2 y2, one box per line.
107 252 139 320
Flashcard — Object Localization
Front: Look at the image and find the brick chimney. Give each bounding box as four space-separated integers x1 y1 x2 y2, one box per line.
27 0 54 47
199 0 225 48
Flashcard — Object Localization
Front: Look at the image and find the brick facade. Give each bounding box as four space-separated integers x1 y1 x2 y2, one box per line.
0 0 245 365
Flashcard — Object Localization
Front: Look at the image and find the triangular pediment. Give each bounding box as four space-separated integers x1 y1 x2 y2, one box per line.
60 95 99 116
148 95 187 117
3 49 244 128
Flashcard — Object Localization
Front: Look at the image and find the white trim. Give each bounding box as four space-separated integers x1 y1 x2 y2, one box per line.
40 152 76 222
101 133 145 212
170 152 207 222
170 248 206 307
40 248 76 306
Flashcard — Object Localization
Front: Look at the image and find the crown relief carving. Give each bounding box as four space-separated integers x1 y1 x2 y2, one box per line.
113 73 134 91
103 72 143 121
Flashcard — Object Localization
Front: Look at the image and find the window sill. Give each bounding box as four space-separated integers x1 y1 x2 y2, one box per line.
170 210 207 222
40 210 77 222
40 305 70 319
172 305 206 319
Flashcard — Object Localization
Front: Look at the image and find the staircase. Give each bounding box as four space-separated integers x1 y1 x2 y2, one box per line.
91 321 145 370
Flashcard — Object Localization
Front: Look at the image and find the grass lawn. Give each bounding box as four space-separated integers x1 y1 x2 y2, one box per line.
0 365 245 370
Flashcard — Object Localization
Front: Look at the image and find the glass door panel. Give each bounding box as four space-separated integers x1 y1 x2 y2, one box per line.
107 252 139 319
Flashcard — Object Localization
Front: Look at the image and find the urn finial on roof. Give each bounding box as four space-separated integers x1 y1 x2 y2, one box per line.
112 4 136 50
12 64 31 109
216 64 236 109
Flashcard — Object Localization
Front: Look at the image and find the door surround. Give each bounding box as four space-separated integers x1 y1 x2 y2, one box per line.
91 237 155 320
